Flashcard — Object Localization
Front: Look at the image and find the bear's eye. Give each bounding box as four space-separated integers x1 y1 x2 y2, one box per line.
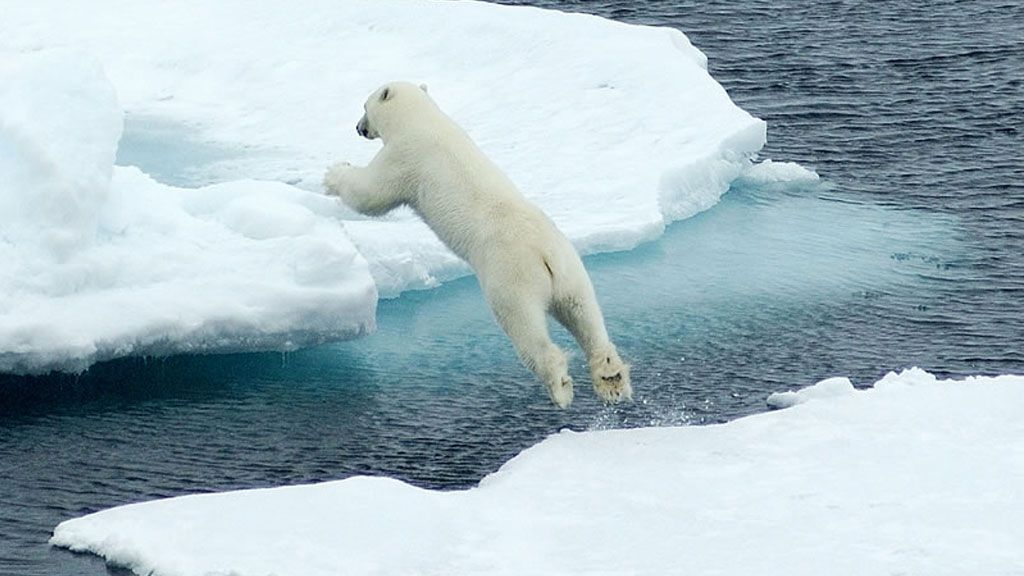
379 87 391 102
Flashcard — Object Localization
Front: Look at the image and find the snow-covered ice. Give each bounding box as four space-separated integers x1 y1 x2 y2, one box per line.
1 0 765 373
50 368 1024 575
0 50 376 375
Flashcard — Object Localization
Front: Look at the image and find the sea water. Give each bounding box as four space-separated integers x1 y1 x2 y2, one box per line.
1 1 1022 574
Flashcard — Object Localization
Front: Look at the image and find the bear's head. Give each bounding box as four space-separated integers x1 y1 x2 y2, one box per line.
356 81 430 143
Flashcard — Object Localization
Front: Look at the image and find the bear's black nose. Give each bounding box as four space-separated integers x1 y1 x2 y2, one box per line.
356 124 367 138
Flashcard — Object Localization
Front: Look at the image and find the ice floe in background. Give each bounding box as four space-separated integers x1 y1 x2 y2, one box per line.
51 368 1024 575
0 0 767 374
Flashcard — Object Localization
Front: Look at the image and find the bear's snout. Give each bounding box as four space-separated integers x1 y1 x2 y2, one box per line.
356 116 372 139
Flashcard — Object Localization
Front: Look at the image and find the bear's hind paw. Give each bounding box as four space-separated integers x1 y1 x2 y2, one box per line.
547 375 574 409
592 359 632 405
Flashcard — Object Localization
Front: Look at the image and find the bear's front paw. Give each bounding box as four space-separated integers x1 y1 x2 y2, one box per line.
323 161 354 196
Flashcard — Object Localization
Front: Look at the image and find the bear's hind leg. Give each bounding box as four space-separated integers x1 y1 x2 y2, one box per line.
486 287 574 408
552 289 632 404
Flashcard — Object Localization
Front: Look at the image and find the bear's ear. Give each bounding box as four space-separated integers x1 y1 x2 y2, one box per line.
379 87 391 102
419 83 428 93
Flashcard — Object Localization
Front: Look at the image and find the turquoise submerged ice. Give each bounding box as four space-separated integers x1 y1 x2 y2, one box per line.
0 0 767 374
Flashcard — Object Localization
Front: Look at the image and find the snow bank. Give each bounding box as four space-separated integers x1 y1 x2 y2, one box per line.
51 368 1024 575
2 0 765 298
0 51 376 375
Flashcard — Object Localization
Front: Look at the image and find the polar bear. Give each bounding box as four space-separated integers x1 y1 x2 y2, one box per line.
323 81 631 408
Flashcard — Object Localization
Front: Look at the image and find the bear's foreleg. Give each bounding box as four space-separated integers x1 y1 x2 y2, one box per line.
323 161 406 217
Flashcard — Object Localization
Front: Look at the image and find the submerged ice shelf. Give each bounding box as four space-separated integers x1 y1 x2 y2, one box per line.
0 0 765 374
50 368 1024 576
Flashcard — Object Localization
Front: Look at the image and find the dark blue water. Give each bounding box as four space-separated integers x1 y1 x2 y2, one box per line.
2 1 1022 574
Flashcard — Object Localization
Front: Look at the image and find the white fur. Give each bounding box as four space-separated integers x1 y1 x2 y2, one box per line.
324 82 631 408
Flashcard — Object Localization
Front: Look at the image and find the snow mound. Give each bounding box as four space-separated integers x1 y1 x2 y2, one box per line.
0 51 376 375
766 375 855 408
0 50 121 256
51 369 1024 576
